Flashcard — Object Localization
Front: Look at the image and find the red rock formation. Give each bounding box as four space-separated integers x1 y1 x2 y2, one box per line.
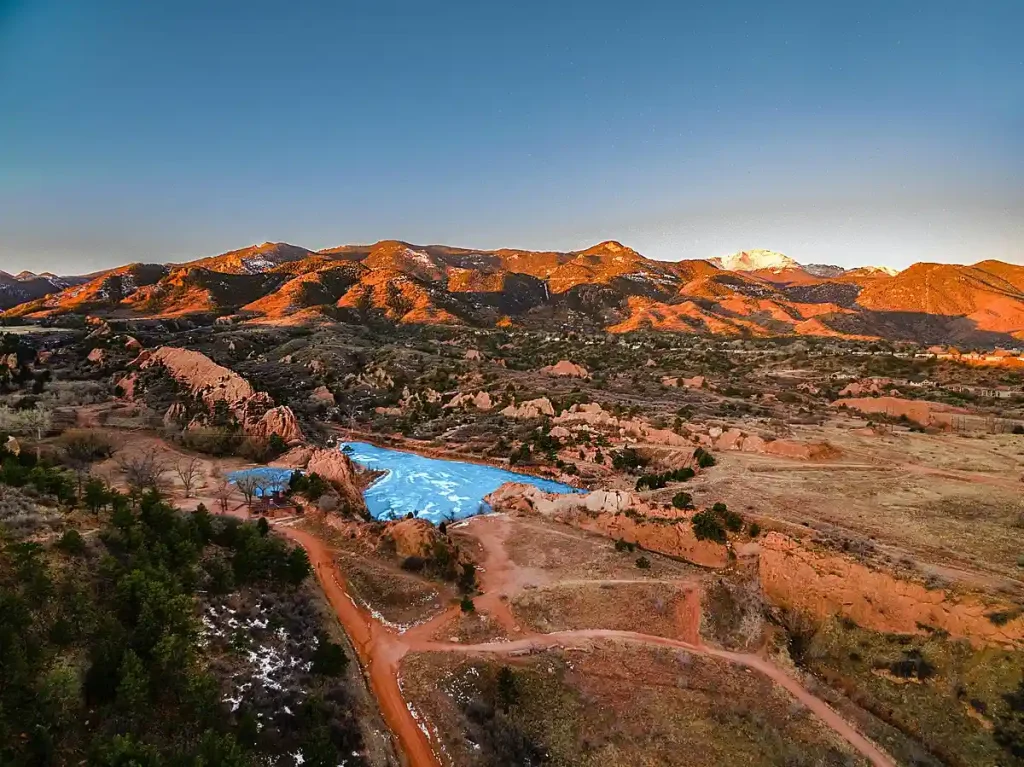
760 533 1024 648
540 360 590 378
501 397 555 419
831 396 968 429
485 483 728 569
305 448 367 514
310 385 336 405
137 346 303 442
139 347 255 405
248 406 304 445
384 517 446 559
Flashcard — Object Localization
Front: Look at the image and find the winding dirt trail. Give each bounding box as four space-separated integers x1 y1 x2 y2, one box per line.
279 520 895 767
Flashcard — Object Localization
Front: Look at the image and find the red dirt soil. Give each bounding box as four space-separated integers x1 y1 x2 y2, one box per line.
278 518 896 767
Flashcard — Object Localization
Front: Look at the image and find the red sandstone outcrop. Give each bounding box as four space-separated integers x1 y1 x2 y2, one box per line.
310 385 336 405
578 512 729 569
838 377 899 397
269 445 315 469
501 397 555 419
759 533 1024 648
712 428 839 459
445 391 493 411
123 335 142 352
305 448 367 514
384 517 447 559
248 406 304 445
87 348 106 364
831 396 968 429
139 347 255 404
485 483 728 568
540 360 589 378
136 346 304 443
554 403 694 447
661 375 705 389
116 373 138 400
464 349 484 361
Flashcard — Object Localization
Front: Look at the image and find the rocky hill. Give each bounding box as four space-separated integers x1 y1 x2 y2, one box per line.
4 241 1023 344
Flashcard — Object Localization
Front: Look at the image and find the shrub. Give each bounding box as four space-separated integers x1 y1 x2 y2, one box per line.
995 678 1024 760
496 666 518 710
612 448 649 472
672 492 693 510
695 448 716 468
400 556 426 572
691 510 726 544
458 562 477 594
888 649 934 680
635 556 651 569
460 596 475 613
311 635 349 676
748 522 761 538
55 529 86 555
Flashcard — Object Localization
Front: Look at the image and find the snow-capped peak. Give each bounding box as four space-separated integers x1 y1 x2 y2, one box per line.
860 265 899 276
713 250 799 272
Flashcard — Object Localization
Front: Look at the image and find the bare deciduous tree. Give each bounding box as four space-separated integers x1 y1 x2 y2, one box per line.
173 456 202 498
234 474 263 509
57 429 118 495
118 452 169 496
0 404 53 460
214 478 236 515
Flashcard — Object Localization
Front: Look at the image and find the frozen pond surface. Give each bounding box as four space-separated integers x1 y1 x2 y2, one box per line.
341 441 581 523
226 466 293 496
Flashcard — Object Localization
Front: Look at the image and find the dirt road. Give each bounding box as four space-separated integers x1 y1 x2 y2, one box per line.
279 519 896 767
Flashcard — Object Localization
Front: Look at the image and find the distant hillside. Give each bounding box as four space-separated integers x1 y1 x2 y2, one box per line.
0 270 89 311
3 241 1021 344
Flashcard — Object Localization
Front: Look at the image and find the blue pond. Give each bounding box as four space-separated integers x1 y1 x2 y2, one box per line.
225 466 293 496
342 441 580 524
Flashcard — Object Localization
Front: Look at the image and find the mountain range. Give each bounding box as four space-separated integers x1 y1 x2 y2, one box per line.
3 241 1023 345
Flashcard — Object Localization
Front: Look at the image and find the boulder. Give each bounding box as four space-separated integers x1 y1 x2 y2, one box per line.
501 397 555 419
310 385 336 405
385 517 447 559
86 348 106 365
465 349 484 361
548 425 571 439
123 336 142 352
540 360 589 378
445 391 493 411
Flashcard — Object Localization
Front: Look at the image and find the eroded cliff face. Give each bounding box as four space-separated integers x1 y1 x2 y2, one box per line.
135 346 304 444
485 483 730 569
759 532 1024 648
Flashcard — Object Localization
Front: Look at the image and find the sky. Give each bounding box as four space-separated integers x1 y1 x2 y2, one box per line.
1 0 1022 274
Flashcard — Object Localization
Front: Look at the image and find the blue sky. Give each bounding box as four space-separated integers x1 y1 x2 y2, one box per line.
1 0 1021 274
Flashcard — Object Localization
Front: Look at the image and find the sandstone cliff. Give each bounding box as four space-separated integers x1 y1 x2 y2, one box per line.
759 532 1024 648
